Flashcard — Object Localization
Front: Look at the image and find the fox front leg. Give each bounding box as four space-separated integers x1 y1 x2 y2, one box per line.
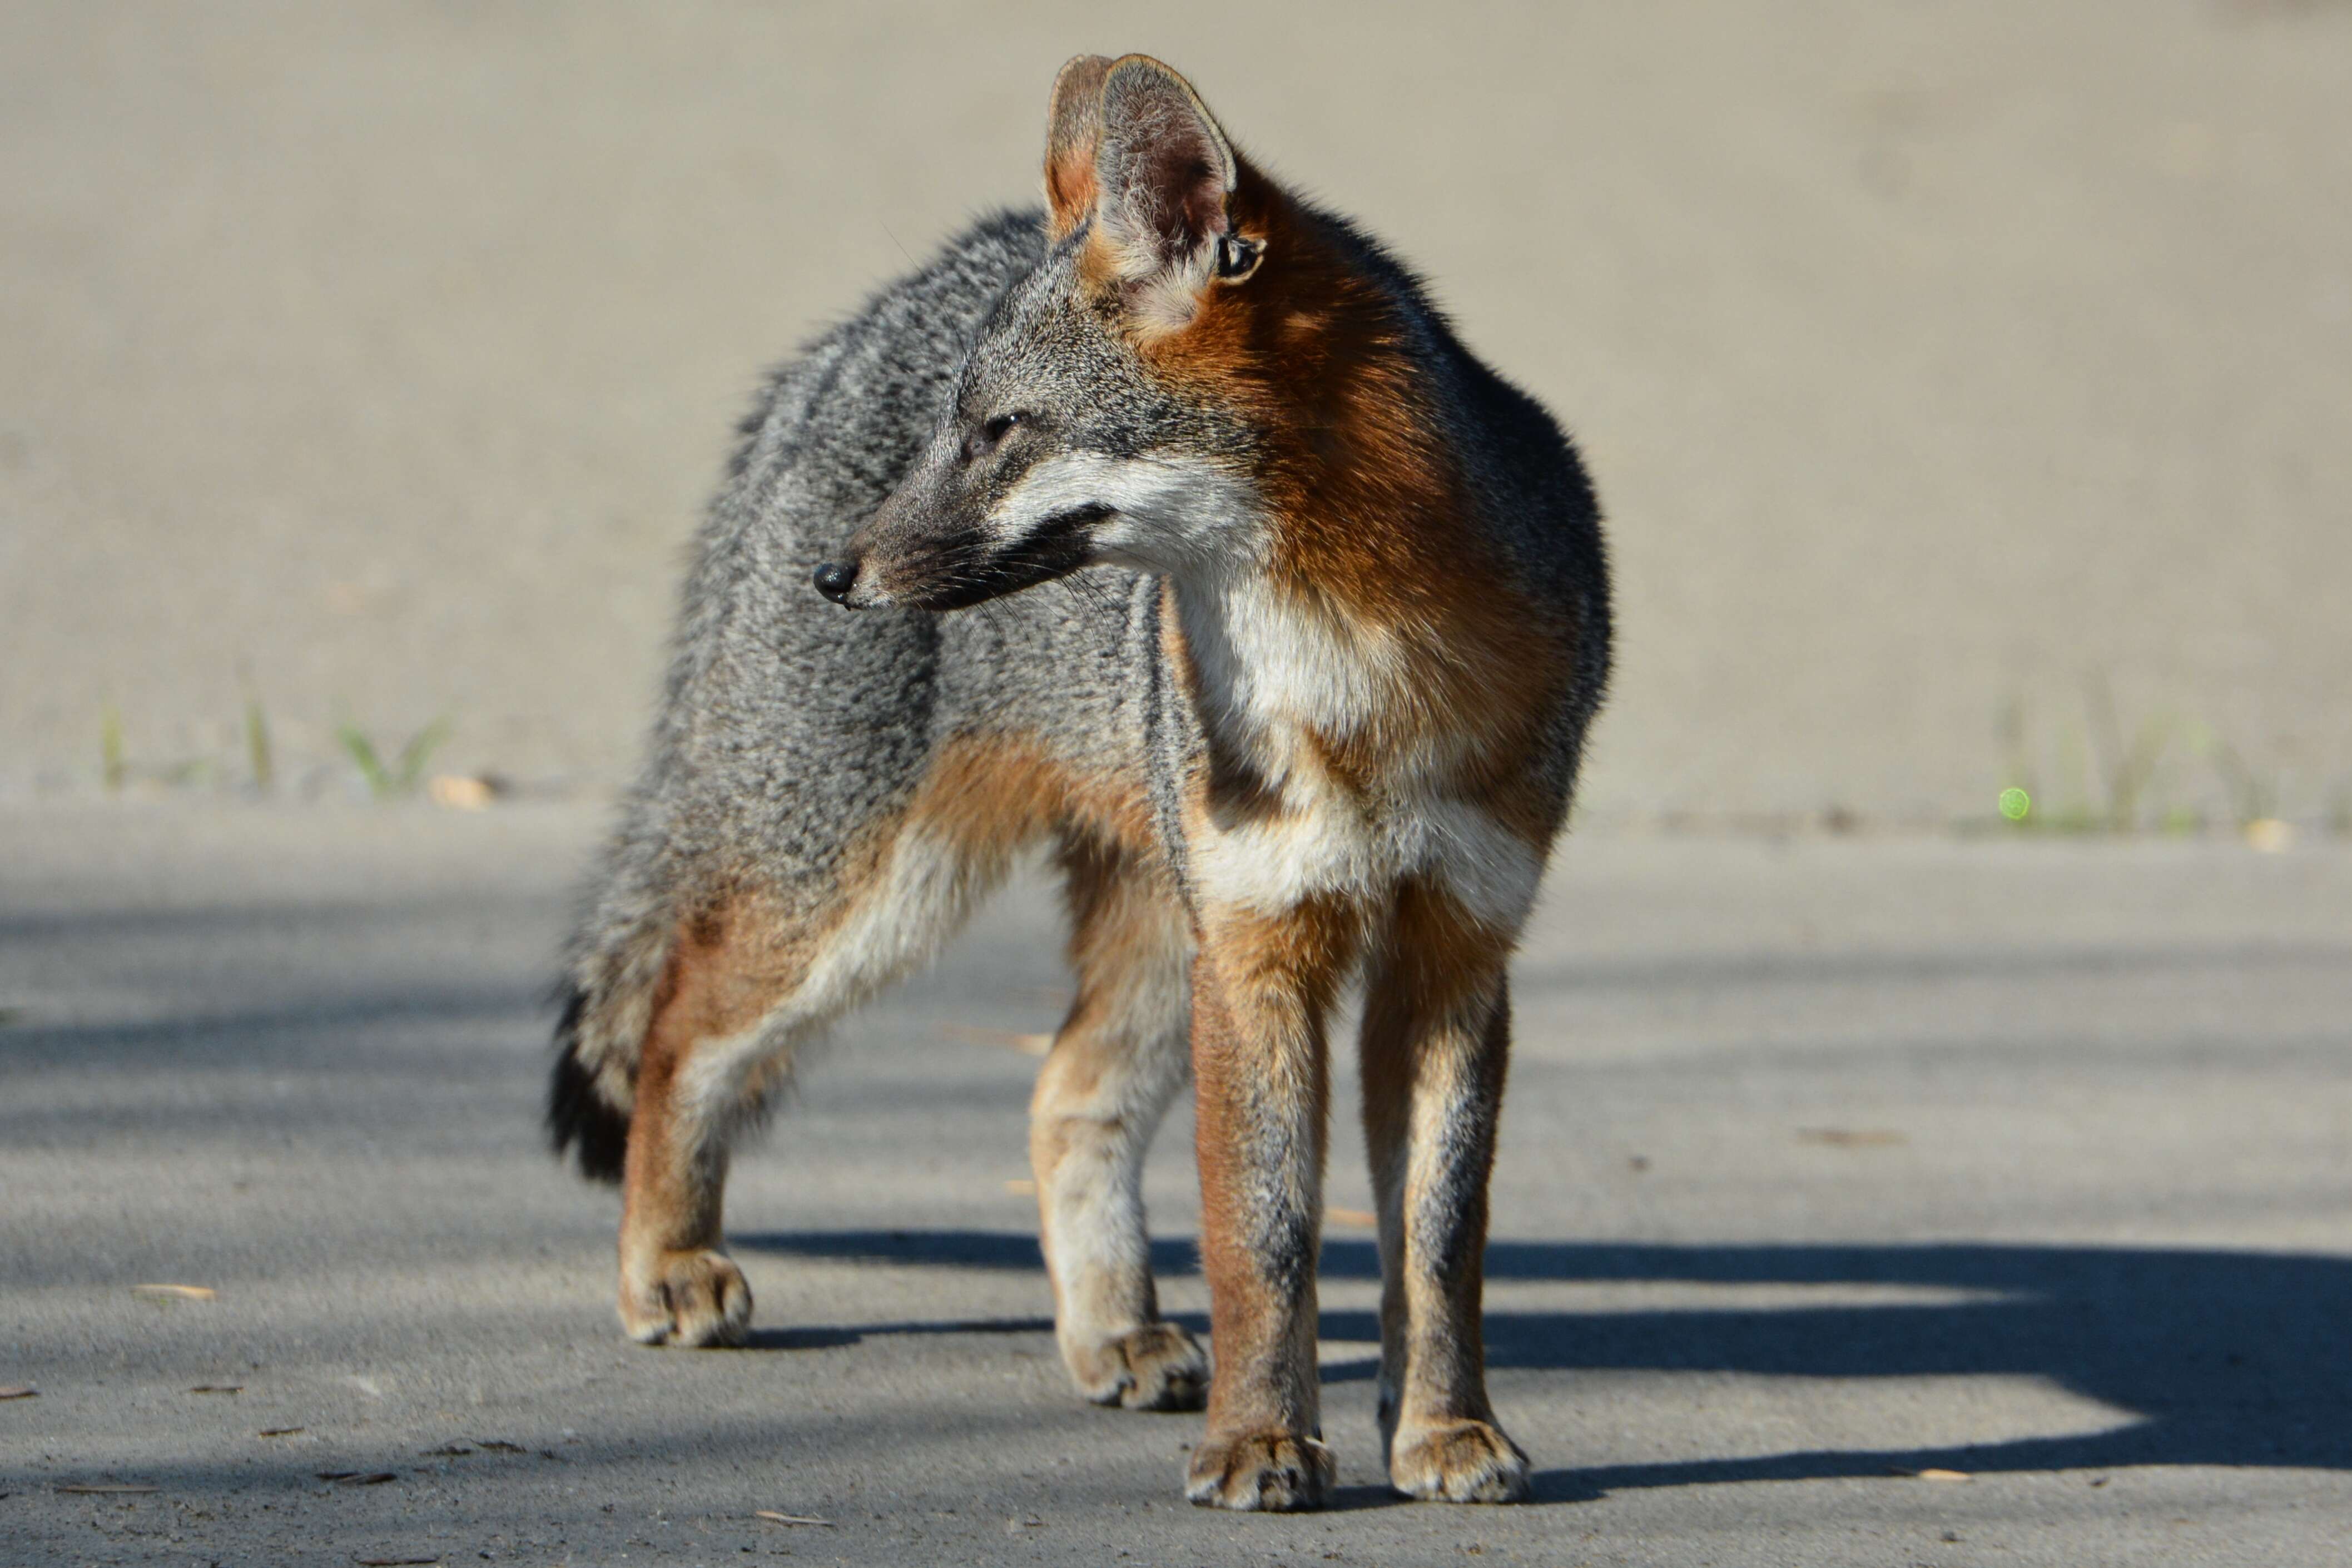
1358 886 1529 1502
1182 899 1359 1511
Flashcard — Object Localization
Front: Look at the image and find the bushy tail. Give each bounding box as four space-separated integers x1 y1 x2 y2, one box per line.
547 983 633 1184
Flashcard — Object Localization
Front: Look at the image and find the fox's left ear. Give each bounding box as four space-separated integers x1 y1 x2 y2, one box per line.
1091 56 1257 316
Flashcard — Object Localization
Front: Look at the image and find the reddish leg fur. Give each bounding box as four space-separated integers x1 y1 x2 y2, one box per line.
1359 881 1529 1501
1184 897 1361 1510
616 901 812 1346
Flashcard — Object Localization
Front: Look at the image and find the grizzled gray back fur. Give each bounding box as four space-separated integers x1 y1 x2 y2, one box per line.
549 211 1166 1177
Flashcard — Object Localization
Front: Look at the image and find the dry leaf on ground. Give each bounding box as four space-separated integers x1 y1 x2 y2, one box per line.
58 1483 159 1494
132 1284 216 1301
2245 818 2294 853
1888 1466 1972 1481
0 1386 37 1400
188 1384 242 1395
427 773 498 811
753 1510 833 1527
317 1471 398 1485
258 1427 305 1437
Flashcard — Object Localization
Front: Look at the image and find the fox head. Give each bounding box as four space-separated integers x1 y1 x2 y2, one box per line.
817 54 1442 614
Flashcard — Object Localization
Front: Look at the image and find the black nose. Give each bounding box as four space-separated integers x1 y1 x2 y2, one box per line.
812 559 858 603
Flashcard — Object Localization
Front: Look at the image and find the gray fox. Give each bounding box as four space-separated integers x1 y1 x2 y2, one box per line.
549 53 1609 1511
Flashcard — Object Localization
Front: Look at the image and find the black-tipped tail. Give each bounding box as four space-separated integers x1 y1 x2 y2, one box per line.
547 985 629 1184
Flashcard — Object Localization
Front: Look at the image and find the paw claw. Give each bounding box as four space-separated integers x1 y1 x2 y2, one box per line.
1070 1322 1209 1411
1185 1430 1335 1512
1388 1418 1530 1504
619 1249 752 1348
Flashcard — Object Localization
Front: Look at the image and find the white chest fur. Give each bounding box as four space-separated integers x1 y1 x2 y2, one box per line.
1174 573 1543 935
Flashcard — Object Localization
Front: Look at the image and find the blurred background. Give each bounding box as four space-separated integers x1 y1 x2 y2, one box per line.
4 0 2346 833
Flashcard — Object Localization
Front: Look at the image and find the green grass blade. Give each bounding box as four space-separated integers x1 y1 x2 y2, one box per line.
393 716 453 793
336 718 391 798
244 696 274 792
100 703 127 793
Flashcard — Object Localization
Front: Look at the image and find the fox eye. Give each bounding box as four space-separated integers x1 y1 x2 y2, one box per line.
983 411 1029 444
1215 234 1263 281
962 410 1028 463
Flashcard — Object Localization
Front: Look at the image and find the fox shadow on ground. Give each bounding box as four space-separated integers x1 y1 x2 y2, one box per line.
733 1229 2352 1502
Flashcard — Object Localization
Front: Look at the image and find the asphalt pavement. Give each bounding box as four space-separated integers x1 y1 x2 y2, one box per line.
4 803 2350 1565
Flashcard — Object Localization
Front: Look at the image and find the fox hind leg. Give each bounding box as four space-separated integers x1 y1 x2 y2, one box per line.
613 894 803 1348
1030 832 1207 1410
618 823 1010 1347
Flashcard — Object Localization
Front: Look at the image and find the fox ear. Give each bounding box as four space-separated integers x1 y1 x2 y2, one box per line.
1043 54 1115 243
1093 56 1239 291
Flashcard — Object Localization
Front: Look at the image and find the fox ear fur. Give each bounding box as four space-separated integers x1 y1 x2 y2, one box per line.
1094 56 1238 280
1043 54 1253 330
1043 54 1115 242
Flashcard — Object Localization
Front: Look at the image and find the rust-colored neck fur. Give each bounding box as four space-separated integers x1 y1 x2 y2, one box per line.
1089 161 1574 800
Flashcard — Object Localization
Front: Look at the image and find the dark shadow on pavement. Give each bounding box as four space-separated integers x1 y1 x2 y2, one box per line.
743 1316 1054 1352
735 1229 2352 1494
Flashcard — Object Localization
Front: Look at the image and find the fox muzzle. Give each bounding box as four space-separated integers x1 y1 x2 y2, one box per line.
820 501 1108 613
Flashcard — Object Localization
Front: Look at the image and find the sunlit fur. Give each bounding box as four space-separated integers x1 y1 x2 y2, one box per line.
549 53 1608 1513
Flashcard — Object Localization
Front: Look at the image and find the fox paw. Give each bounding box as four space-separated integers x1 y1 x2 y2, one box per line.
1068 1322 1209 1411
1388 1418 1530 1503
619 1249 751 1347
1185 1429 1335 1511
